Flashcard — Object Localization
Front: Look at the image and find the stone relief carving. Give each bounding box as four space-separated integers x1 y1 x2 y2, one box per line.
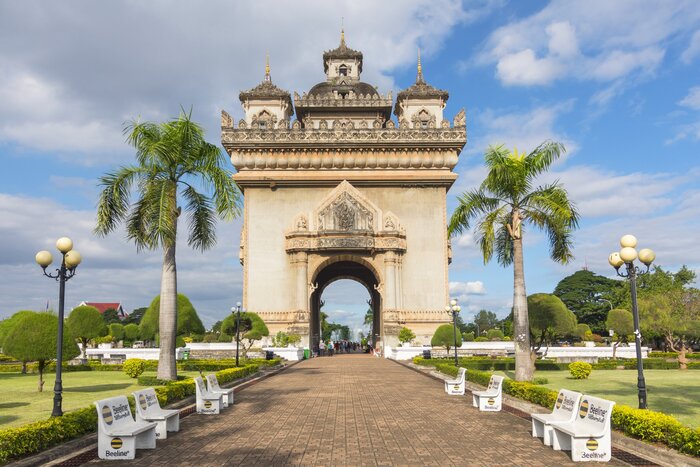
221 110 233 128
453 108 466 127
319 119 328 130
295 214 308 231
318 237 374 249
238 119 247 129
292 120 301 129
318 192 373 232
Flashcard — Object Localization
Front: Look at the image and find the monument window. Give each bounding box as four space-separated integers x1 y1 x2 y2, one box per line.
339 64 348 76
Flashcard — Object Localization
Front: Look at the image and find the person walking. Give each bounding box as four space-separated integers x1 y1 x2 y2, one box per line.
328 340 334 357
319 340 326 357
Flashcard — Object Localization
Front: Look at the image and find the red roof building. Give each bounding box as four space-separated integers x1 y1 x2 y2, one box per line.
79 302 128 320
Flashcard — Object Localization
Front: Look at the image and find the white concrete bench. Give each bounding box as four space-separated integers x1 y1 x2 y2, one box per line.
133 388 180 439
531 389 582 446
444 367 466 395
206 373 234 407
472 375 504 411
551 395 616 462
195 375 223 414
95 395 157 460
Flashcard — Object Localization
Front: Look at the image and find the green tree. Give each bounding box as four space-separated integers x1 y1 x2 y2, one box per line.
553 269 622 334
398 327 416 344
462 331 475 342
140 294 205 341
574 323 592 341
221 312 269 356
0 310 36 373
123 307 147 325
638 289 700 368
431 324 462 353
3 312 79 391
211 320 222 333
606 308 633 359
66 305 106 358
95 111 241 380
473 310 499 334
108 323 125 341
528 293 577 352
102 308 121 324
486 328 505 341
124 323 140 341
449 142 579 381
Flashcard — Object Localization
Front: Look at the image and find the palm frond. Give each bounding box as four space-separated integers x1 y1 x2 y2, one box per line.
524 140 565 179
448 188 503 235
181 185 216 251
475 205 508 264
495 221 515 266
94 166 146 236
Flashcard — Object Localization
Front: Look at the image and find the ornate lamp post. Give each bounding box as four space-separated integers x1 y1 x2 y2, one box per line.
608 234 655 409
231 302 242 367
445 298 462 366
35 237 82 417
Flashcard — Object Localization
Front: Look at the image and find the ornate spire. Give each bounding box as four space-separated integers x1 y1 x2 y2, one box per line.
264 52 271 82
416 48 425 84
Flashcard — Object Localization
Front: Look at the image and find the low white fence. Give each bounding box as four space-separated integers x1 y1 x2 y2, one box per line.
385 342 649 361
85 347 188 361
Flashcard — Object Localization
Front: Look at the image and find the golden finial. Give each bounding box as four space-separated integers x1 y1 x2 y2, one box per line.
416 48 425 83
264 52 271 82
340 17 346 47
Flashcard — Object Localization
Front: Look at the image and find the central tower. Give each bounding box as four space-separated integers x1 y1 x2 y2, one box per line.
221 33 467 351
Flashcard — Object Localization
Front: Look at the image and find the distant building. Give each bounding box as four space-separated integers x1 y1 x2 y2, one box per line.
79 302 128 320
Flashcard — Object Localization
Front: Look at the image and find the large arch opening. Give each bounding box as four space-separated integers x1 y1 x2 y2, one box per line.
310 260 381 354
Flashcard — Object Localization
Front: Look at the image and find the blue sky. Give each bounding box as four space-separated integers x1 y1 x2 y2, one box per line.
1 1 699 336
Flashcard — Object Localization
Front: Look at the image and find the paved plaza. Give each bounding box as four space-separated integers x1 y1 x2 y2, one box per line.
90 355 609 466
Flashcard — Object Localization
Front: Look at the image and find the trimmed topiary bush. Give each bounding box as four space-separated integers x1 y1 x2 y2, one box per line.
569 361 593 379
398 327 416 344
430 324 462 352
123 358 147 378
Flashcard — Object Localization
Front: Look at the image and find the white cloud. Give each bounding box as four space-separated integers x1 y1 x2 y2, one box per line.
478 0 699 87
449 280 486 295
679 86 700 109
0 0 477 162
0 193 243 327
681 30 700 64
463 101 577 159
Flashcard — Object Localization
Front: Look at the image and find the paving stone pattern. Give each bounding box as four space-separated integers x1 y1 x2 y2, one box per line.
91 355 609 466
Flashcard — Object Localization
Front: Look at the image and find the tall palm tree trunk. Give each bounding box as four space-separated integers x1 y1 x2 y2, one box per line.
513 237 534 381
157 239 178 380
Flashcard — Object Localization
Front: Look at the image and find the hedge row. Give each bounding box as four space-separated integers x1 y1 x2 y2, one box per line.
648 352 700 360
0 358 280 374
420 358 700 457
0 363 261 463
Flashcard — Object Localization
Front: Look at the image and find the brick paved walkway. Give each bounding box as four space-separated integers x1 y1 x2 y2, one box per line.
91 355 612 466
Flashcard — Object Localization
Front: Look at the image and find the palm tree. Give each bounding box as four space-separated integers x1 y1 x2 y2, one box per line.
448 141 579 381
95 110 240 380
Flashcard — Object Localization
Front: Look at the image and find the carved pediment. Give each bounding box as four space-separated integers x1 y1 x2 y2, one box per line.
315 181 379 232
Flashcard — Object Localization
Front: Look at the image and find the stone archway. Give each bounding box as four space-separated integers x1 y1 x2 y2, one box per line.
309 258 381 352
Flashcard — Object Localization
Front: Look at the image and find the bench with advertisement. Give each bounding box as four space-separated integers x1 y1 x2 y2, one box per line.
206 373 234 407
531 389 582 446
95 395 157 460
472 374 503 411
444 367 467 396
133 388 180 439
195 375 224 415
550 395 616 462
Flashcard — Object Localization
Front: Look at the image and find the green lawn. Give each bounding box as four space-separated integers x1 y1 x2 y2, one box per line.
0 370 202 428
494 369 700 428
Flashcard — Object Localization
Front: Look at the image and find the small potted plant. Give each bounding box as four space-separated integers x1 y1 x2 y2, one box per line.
398 327 416 347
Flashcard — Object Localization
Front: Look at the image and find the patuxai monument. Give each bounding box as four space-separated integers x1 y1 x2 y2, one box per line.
221 32 467 352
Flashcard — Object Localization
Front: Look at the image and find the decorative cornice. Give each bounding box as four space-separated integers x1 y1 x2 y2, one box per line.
286 231 406 254
222 126 466 152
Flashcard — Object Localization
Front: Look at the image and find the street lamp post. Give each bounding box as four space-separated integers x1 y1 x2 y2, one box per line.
35 237 82 417
608 234 655 410
445 299 462 366
231 302 242 367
